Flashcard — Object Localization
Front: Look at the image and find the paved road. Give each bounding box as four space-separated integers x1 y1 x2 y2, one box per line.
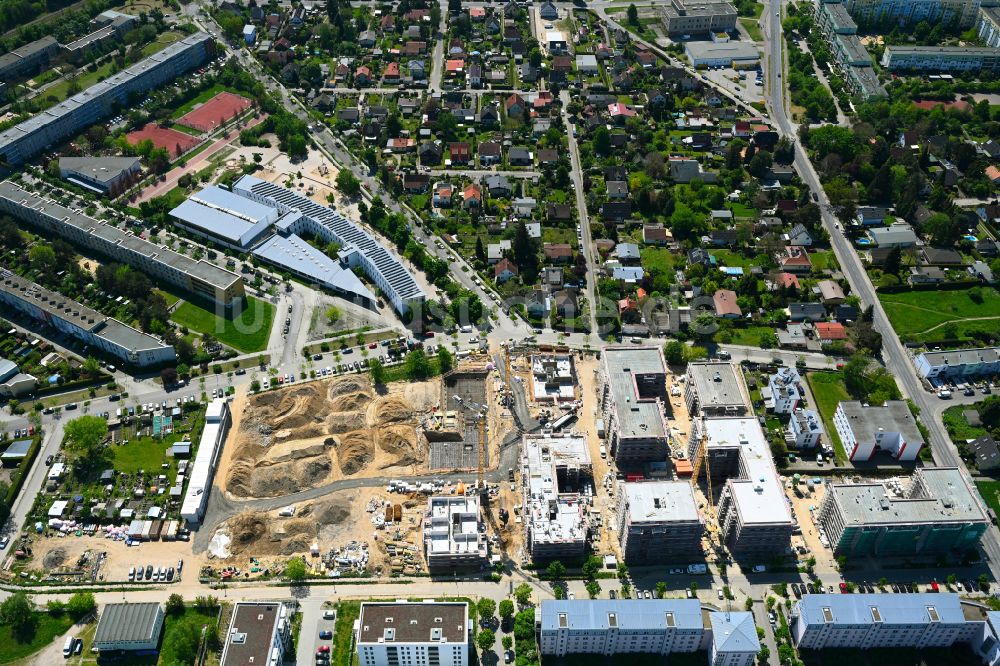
560 90 599 335
760 0 1000 579
434 169 542 178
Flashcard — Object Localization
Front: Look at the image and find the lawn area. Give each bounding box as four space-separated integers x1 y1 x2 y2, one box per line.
0 611 75 663
155 289 181 307
729 201 758 218
332 601 361 666
807 371 850 463
42 61 116 107
171 84 227 119
740 17 764 41
723 325 777 347
171 296 275 354
943 404 988 441
879 287 1000 340
141 30 185 57
712 249 770 269
977 481 1000 521
809 250 839 271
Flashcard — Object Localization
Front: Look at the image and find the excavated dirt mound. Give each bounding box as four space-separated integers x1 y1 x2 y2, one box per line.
229 511 269 553
370 396 416 425
262 441 327 464
43 548 66 569
316 498 352 525
326 412 361 433
246 456 333 497
376 425 422 468
335 430 374 475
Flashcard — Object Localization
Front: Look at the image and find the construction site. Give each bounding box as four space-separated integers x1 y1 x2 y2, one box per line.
198 356 517 577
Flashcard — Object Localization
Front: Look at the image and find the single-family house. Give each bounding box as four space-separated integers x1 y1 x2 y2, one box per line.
463 184 482 208
544 243 574 263
495 258 518 283
714 289 742 318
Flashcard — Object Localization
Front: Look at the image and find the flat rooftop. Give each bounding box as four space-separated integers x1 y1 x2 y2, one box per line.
834 33 871 63
603 347 668 440
425 495 486 556
827 467 988 526
540 599 703 631
251 233 375 302
94 602 162 646
838 400 924 446
685 41 760 60
0 181 241 291
822 1 856 30
620 480 700 524
688 362 749 412
358 602 467 644
701 417 792 526
221 602 285 666
170 186 277 246
885 45 1000 56
523 434 590 547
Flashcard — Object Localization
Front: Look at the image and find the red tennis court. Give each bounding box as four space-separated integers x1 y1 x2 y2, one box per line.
126 124 199 159
177 92 253 133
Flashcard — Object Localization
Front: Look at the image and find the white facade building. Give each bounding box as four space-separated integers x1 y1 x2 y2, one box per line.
792 594 983 650
709 612 760 666
357 602 469 666
787 409 824 449
834 400 924 462
766 367 802 414
180 399 231 524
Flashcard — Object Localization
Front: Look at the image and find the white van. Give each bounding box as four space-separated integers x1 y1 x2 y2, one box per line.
599 445 607 459
63 636 75 658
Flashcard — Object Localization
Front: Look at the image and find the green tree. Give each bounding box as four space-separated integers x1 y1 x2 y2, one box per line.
586 580 601 598
477 598 497 622
369 359 385 386
514 583 532 607
501 635 513 651
404 349 433 380
438 346 453 373
582 555 601 580
663 340 685 365
476 628 495 653
62 415 109 467
285 557 308 582
0 592 35 642
66 592 96 619
336 169 361 197
166 593 185 615
499 599 515 620
28 244 56 275
326 306 342 324
626 3 639 24
593 127 612 156
655 581 668 598
546 560 566 580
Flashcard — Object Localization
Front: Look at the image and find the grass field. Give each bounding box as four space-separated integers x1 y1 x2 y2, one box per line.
157 607 219 666
332 601 361 666
723 325 778 347
879 288 1000 340
0 611 75 663
140 30 185 57
41 61 115 107
943 404 988 441
977 481 1000 521
171 296 275 354
807 371 850 463
740 17 763 41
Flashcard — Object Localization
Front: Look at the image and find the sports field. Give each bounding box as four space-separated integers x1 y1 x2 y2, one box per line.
126 123 199 158
177 91 252 132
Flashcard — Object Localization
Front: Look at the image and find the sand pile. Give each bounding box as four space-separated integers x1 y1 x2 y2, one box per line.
376 425 422 468
371 396 416 425
216 498 356 558
335 430 374 475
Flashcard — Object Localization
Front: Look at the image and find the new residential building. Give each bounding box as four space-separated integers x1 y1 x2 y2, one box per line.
881 45 1000 72
616 481 703 564
423 495 487 572
690 417 793 556
766 367 802 414
792 593 984 650
530 354 576 402
817 468 989 557
787 409 824 449
0 32 214 165
539 599 705 656
845 0 980 27
522 433 591 560
357 602 469 666
833 400 924 462
170 185 278 250
660 0 738 35
0 269 175 367
232 175 425 315
915 347 1000 382
598 347 671 462
0 181 244 311
685 362 750 418
59 156 141 196
220 602 292 666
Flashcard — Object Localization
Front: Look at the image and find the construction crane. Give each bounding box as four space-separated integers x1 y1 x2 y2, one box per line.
690 428 715 521
452 396 487 496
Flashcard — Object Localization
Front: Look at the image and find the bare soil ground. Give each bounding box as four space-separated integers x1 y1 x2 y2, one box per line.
221 375 440 499
206 486 428 575
24 532 194 583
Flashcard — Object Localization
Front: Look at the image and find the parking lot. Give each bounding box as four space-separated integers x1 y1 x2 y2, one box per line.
701 66 765 105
